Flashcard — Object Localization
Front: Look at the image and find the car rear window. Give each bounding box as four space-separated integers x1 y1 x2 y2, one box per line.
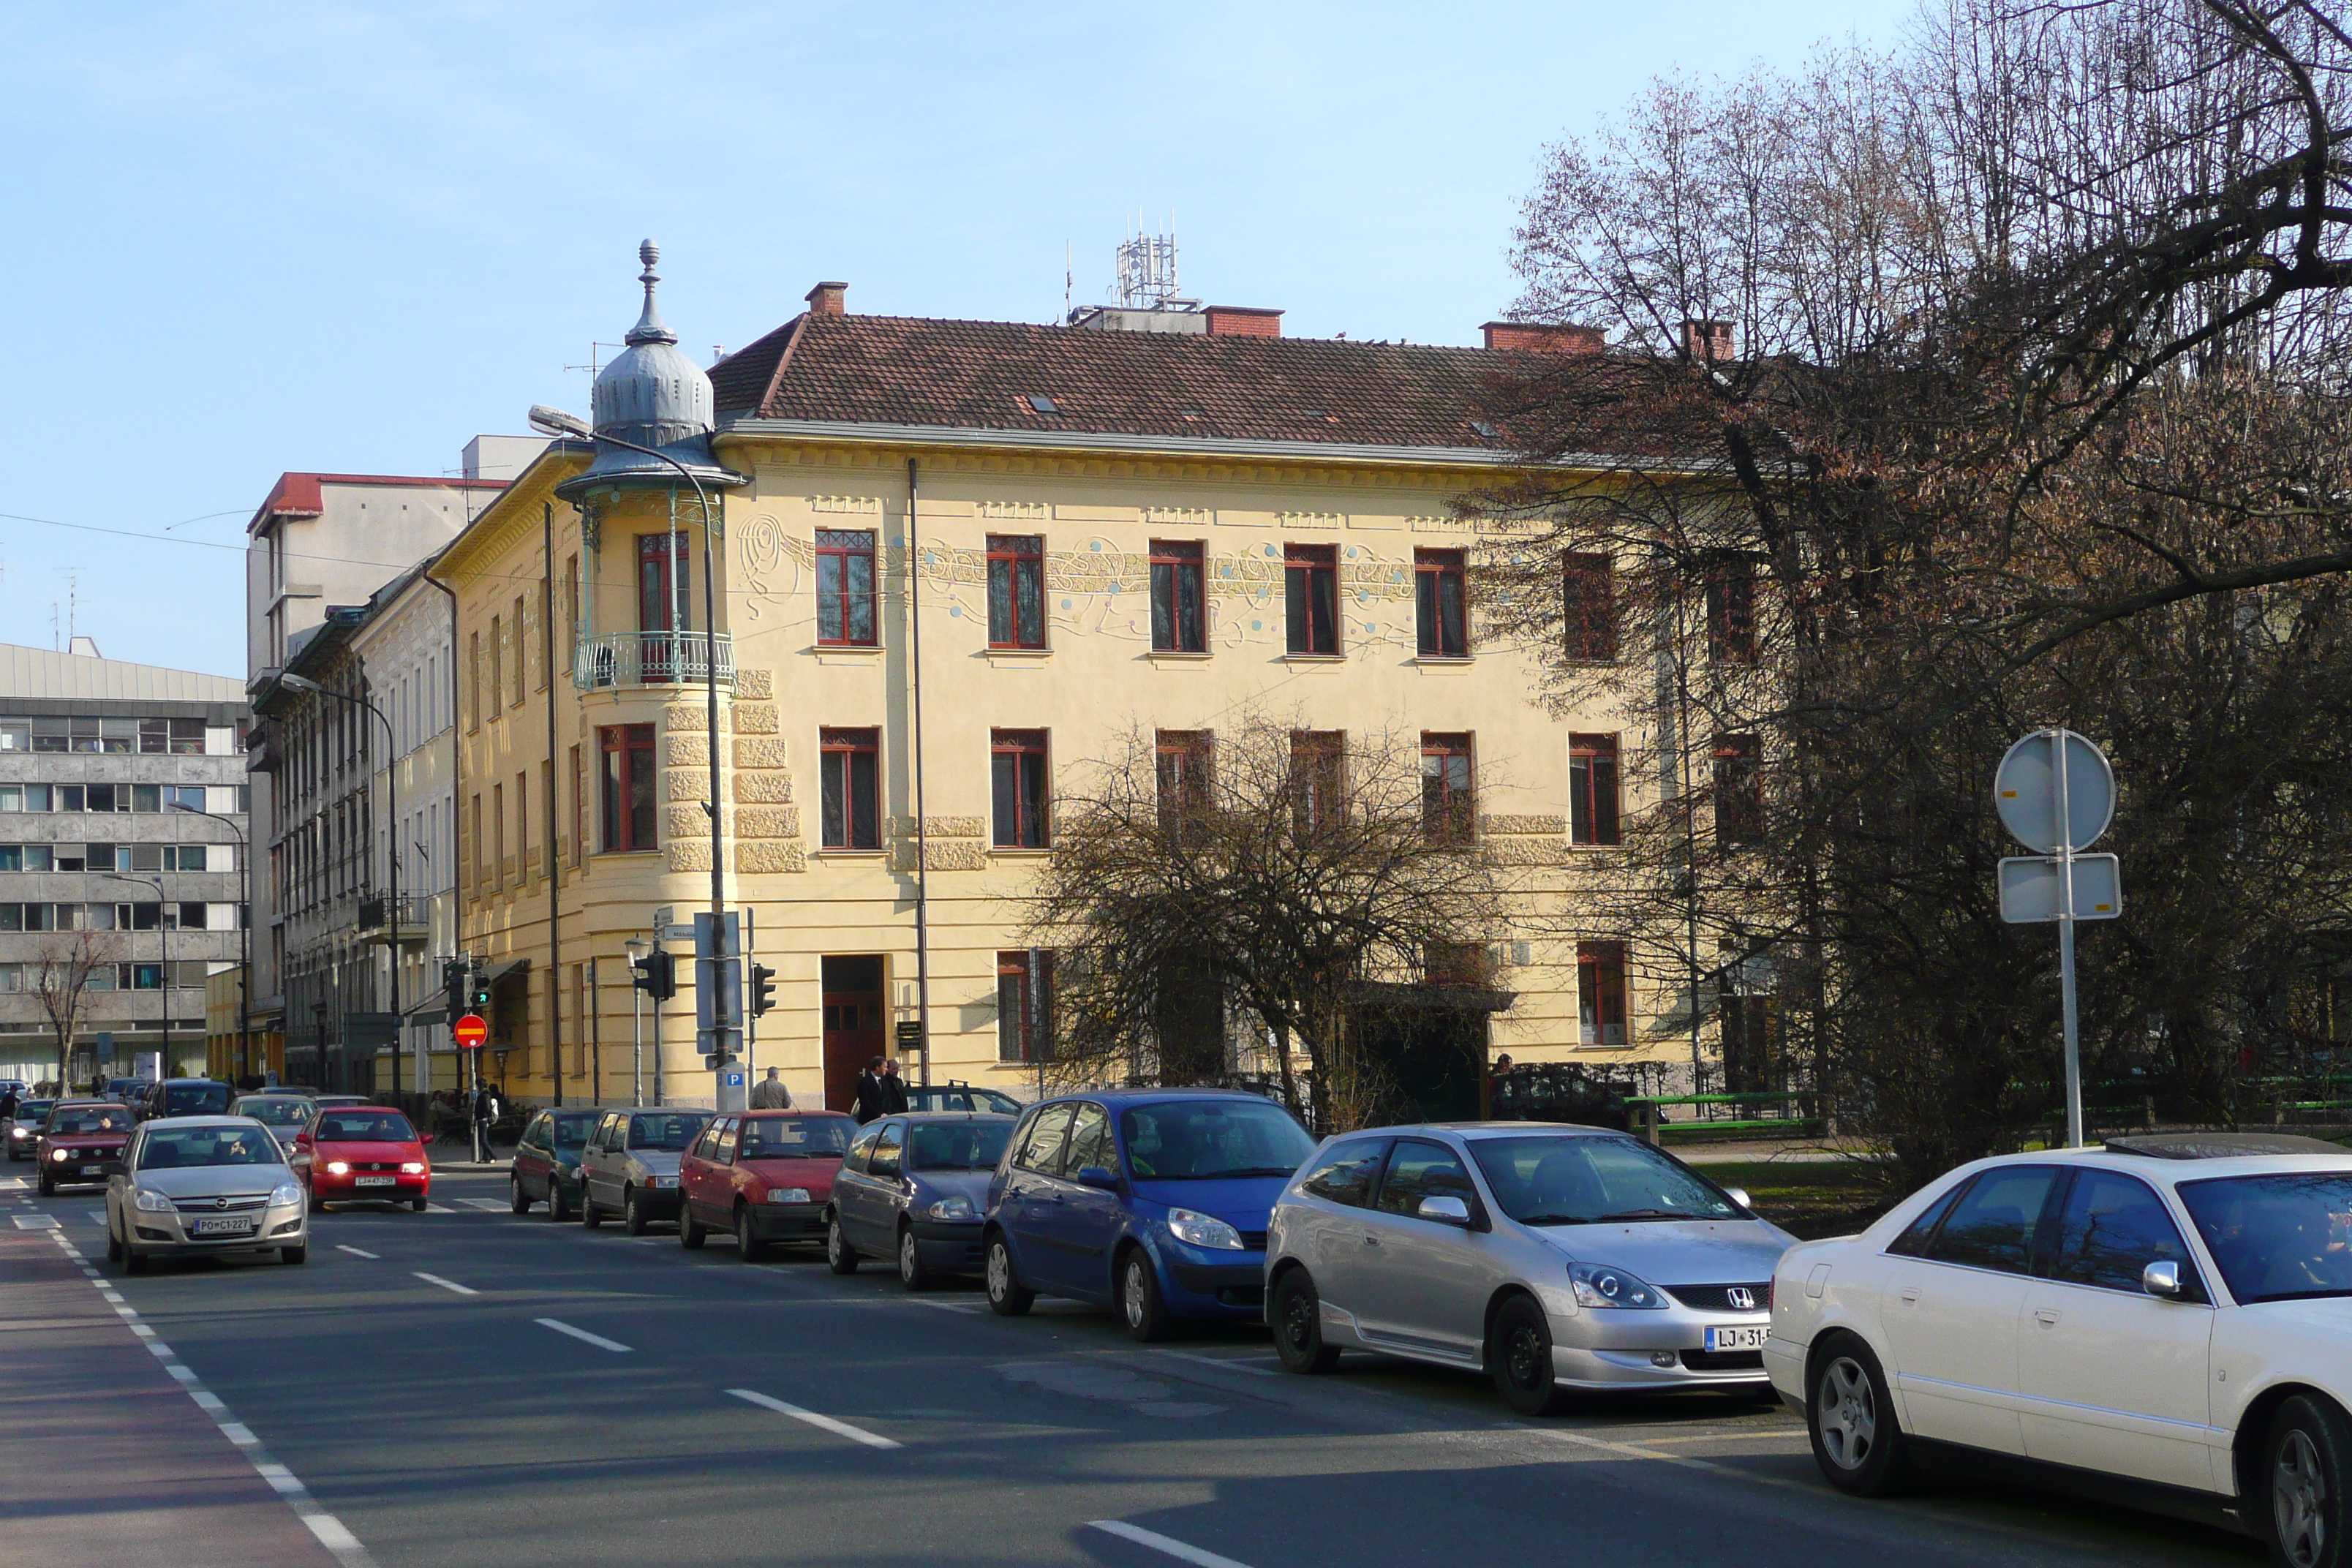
15 1101 56 1121
553 1113 600 1148
140 1126 283 1168
48 1107 130 1135
627 1112 709 1150
233 1098 313 1127
740 1117 856 1159
165 1084 233 1115
316 1112 417 1142
909 1120 1014 1172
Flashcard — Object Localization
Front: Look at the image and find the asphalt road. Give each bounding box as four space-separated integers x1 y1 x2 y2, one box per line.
0 1166 2265 1568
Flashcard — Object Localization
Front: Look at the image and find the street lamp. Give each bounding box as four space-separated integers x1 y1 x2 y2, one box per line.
279 671 403 1100
530 404 731 1005
99 872 169 1072
170 802 249 1085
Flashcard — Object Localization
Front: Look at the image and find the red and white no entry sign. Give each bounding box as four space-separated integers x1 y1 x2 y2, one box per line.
453 1013 488 1051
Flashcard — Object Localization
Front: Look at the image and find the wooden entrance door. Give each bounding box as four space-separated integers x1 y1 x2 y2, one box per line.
820 954 886 1112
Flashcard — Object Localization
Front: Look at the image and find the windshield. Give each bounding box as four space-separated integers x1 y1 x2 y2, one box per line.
1469 1134 1742 1225
233 1098 313 1127
15 1101 55 1122
627 1113 709 1151
315 1112 418 1143
739 1117 856 1159
2180 1172 2352 1303
1120 1101 1315 1181
910 1120 1014 1172
47 1107 130 1136
165 1084 233 1115
140 1126 284 1169
552 1112 600 1149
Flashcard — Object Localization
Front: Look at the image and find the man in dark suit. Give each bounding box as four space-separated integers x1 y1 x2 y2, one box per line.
852 1057 889 1123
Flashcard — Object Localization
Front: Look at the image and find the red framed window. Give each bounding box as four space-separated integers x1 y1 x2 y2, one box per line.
1563 552 1617 662
1150 540 1206 652
1706 556 1757 664
992 729 1051 848
820 727 881 848
816 529 878 647
1578 941 1628 1045
1156 730 1212 832
1569 734 1620 845
1714 734 1763 844
1290 730 1344 835
998 950 1054 1063
1415 549 1468 657
1420 732 1474 845
987 534 1047 649
1286 543 1340 655
598 725 656 852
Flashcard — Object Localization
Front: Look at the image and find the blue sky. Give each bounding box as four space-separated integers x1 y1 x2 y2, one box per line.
0 0 1910 677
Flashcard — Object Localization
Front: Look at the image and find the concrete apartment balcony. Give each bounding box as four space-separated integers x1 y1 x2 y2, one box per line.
358 894 431 951
574 630 734 692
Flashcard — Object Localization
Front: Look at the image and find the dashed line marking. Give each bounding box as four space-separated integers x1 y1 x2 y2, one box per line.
336 1245 380 1259
11 1213 59 1229
535 1317 631 1353
726 1388 901 1450
1089 1520 1256 1568
412 1271 478 1296
1148 1349 1278 1378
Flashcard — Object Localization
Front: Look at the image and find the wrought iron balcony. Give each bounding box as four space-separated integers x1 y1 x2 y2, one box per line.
575 630 736 691
358 894 431 950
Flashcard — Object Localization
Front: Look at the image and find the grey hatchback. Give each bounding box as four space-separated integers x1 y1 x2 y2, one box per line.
827 1113 1016 1288
578 1107 712 1235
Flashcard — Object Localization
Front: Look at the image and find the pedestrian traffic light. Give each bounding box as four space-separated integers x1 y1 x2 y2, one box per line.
468 965 492 1011
630 949 675 1001
748 962 776 1019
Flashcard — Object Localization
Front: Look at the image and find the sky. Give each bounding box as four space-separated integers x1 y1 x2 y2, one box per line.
0 0 1914 678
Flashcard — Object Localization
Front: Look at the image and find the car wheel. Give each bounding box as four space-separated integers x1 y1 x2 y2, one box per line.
1120 1248 1171 1343
1490 1294 1569 1417
410 1197 427 1213
37 1174 53 1197
282 1243 307 1265
985 1232 1033 1316
736 1206 765 1263
897 1225 929 1291
680 1201 708 1250
509 1175 530 1215
307 1183 325 1215
1807 1335 1908 1496
548 1180 571 1224
2263 1395 2352 1568
581 1191 603 1229
623 1188 649 1236
105 1216 123 1263
826 1213 860 1274
1270 1267 1341 1373
124 1245 148 1275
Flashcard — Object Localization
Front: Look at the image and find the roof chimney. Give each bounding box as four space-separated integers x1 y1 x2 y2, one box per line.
1481 320 1605 355
1204 306 1282 339
806 281 848 317
1682 319 1735 361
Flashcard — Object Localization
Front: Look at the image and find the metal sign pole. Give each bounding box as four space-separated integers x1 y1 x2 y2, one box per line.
631 982 643 1109
2051 729 2084 1148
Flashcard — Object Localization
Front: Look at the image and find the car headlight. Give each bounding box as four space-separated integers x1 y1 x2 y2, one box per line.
325 1161 350 1176
132 1188 175 1213
1569 1262 1668 1309
271 1183 302 1207
764 1187 811 1205
9 1126 25 1139
400 1162 425 1175
50 1148 69 1163
925 1194 974 1221
1166 1207 1244 1251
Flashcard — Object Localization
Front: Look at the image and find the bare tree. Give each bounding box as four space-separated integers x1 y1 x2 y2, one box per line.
1022 716 1520 1131
27 930 115 1091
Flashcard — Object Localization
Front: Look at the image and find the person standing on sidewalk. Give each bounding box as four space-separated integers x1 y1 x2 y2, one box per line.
749 1067 792 1109
880 1058 910 1115
852 1058 888 1123
472 1083 500 1163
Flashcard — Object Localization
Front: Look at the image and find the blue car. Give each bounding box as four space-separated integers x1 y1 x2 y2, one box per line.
983 1088 1318 1339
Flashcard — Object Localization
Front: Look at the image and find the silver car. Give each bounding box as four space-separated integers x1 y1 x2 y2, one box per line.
105 1115 309 1273
230 1093 317 1155
1265 1123 1794 1413
579 1107 711 1235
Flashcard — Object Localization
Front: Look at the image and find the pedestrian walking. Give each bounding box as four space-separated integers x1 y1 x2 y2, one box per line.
880 1058 910 1115
472 1082 500 1163
852 1057 888 1123
749 1066 792 1109
0 1085 17 1123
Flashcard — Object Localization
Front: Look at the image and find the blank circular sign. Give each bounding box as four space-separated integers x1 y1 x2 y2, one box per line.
1994 729 2114 853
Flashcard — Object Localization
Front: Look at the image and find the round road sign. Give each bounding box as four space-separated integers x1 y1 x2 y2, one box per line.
453 1013 489 1051
1994 729 2115 853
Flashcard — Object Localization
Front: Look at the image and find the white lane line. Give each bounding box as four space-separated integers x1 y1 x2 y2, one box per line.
1505 1423 1814 1497
726 1388 901 1450
412 1271 478 1296
898 1297 982 1313
456 1198 508 1212
87 1211 106 1225
423 1202 457 1213
1089 1520 1257 1568
10 1213 59 1229
535 1317 632 1353
336 1245 380 1259
1149 1350 1278 1378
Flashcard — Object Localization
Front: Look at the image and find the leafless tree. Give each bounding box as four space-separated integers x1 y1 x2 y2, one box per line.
1021 715 1520 1131
27 930 115 1091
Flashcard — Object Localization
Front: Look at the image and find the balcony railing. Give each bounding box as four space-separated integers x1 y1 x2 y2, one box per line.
358 894 432 949
575 631 736 691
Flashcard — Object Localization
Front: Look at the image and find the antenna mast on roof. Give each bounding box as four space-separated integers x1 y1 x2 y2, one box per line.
1114 216 1180 309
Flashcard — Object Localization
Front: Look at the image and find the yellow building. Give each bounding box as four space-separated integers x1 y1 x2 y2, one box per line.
437 255 1670 1115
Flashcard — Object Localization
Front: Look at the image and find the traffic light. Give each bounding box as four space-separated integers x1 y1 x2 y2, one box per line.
630 949 676 1001
468 965 492 1012
748 962 776 1019
442 959 467 1019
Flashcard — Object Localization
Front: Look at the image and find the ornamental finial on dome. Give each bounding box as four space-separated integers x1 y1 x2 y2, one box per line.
627 237 675 347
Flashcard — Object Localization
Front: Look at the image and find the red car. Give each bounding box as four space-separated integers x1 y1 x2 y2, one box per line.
36 1100 135 1196
294 1107 431 1211
678 1110 858 1259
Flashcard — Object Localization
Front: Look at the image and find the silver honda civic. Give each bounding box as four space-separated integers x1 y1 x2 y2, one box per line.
105 1115 309 1272
1265 1123 1794 1413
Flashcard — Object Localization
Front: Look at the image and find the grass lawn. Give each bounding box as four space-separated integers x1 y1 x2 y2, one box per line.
1697 1158 1902 1240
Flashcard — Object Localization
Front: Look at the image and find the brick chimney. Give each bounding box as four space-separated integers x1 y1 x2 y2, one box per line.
1682 318 1734 361
806 281 848 317
1481 320 1605 355
1204 306 1283 339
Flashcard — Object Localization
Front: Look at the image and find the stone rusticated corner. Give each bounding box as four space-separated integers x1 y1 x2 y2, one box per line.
735 668 774 701
734 772 793 804
667 768 712 802
733 703 779 735
736 806 800 840
736 840 807 873
735 738 788 771
666 840 712 873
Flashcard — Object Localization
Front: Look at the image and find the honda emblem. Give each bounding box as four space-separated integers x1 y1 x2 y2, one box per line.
1726 1286 1756 1311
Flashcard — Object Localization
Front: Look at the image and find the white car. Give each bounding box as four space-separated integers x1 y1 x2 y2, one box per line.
1766 1133 2352 1567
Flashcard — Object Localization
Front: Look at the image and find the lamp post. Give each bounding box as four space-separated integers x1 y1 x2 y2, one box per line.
170 803 249 1085
100 872 168 1071
532 403 732 1067
623 936 648 1107
279 672 402 1101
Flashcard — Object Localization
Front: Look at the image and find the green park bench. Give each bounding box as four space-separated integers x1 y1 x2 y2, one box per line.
1625 1091 1825 1146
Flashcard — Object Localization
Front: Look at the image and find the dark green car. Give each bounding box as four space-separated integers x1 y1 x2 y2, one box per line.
509 1107 617 1221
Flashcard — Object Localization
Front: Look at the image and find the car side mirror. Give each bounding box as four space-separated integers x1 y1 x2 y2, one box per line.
1417 1195 1472 1225
1725 1188 1753 1210
2142 1259 2184 1299
1077 1165 1120 1191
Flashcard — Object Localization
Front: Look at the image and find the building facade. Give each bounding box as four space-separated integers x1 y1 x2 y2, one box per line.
0 641 251 1088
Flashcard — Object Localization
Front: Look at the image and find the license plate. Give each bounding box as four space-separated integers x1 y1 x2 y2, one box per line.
1705 1324 1769 1353
355 1176 395 1187
80 1165 101 1175
190 1216 257 1237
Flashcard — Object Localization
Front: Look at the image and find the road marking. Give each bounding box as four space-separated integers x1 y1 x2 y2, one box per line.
412 1271 478 1296
1148 1349 1278 1378
726 1388 901 1450
457 1198 509 1212
423 1202 456 1213
536 1317 631 1353
87 1211 106 1225
1505 1422 1814 1496
11 1213 59 1229
1089 1520 1257 1568
336 1245 380 1259
899 1297 981 1313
